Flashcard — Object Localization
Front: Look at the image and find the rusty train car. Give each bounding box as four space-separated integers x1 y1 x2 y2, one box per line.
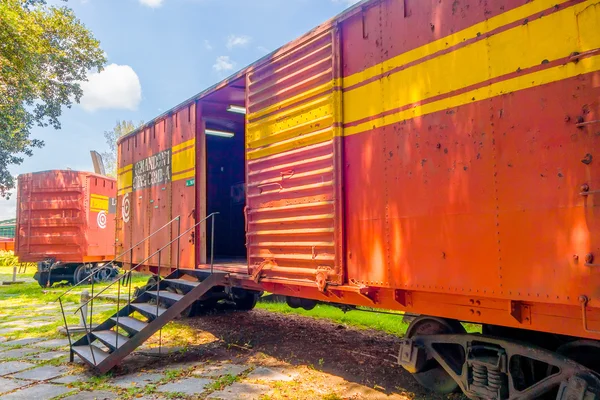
115 0 600 398
15 170 118 286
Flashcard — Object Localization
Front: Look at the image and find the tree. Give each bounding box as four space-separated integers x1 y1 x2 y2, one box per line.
101 120 143 177
0 0 106 197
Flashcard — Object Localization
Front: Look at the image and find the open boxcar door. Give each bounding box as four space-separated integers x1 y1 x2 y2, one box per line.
245 27 345 290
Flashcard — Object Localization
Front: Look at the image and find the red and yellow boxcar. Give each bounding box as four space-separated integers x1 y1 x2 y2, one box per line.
115 0 600 397
16 170 118 286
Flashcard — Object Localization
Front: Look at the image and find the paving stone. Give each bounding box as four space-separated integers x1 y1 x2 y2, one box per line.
27 350 67 362
0 361 35 376
152 360 204 372
1 320 34 327
0 383 72 400
0 337 7 343
208 382 270 400
0 328 24 335
193 363 249 378
3 338 44 347
110 372 164 388
10 365 68 381
32 338 71 349
246 367 298 382
157 377 214 395
62 390 117 400
0 377 28 395
0 347 40 360
51 374 89 385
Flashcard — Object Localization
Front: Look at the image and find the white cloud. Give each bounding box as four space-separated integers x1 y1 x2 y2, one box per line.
226 35 251 50
213 56 235 73
139 0 164 7
80 64 142 112
204 40 213 51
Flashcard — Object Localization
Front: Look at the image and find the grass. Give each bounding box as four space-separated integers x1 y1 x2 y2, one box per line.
257 301 481 336
207 373 239 391
256 301 411 336
0 265 151 341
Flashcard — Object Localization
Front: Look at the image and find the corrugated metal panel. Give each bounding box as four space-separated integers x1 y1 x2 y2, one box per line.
245 29 344 286
14 171 115 263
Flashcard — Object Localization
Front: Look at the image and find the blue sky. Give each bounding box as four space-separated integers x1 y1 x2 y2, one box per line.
0 0 359 219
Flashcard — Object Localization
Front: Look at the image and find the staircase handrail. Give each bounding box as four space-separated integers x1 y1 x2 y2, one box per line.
73 212 220 315
55 215 181 302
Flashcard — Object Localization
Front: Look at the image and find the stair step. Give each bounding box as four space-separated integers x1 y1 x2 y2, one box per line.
163 279 200 289
131 302 168 317
111 316 148 334
92 330 130 350
72 345 110 366
146 291 185 302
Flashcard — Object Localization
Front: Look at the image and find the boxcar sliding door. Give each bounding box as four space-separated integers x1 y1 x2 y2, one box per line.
245 27 345 289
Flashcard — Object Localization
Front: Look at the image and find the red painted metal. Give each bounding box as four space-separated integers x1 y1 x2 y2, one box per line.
112 0 600 343
245 29 344 286
0 238 14 252
116 105 198 271
15 170 116 263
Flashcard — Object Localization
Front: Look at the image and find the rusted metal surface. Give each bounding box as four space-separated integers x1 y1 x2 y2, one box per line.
15 170 116 263
341 0 600 324
111 0 600 342
245 28 344 286
117 104 198 271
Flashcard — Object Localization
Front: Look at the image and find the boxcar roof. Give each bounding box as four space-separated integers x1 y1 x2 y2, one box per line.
117 0 368 144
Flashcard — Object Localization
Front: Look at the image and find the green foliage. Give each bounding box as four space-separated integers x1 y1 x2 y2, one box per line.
0 0 106 197
207 374 239 391
0 250 28 267
101 120 143 177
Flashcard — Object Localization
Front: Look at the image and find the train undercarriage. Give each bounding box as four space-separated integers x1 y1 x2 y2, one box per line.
398 316 600 400
34 260 119 287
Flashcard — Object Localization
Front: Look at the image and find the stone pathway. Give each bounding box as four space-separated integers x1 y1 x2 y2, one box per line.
0 334 296 400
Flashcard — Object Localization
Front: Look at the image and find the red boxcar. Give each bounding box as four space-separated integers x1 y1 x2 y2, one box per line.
110 0 600 398
15 170 118 286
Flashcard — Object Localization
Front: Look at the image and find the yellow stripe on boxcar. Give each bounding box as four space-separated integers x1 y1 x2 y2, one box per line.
345 54 600 136
342 0 579 89
343 1 599 128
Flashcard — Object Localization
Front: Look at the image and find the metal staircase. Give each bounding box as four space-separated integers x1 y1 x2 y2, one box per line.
56 213 224 374
71 269 228 373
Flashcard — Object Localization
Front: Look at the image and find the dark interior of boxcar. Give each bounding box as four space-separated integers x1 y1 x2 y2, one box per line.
206 131 246 260
199 77 247 263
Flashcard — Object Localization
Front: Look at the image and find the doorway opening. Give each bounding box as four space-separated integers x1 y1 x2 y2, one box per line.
206 131 246 264
196 76 247 270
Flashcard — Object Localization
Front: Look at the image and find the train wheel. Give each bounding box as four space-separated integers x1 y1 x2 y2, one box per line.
93 266 113 283
555 340 600 373
405 316 466 394
73 264 93 285
233 290 259 311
